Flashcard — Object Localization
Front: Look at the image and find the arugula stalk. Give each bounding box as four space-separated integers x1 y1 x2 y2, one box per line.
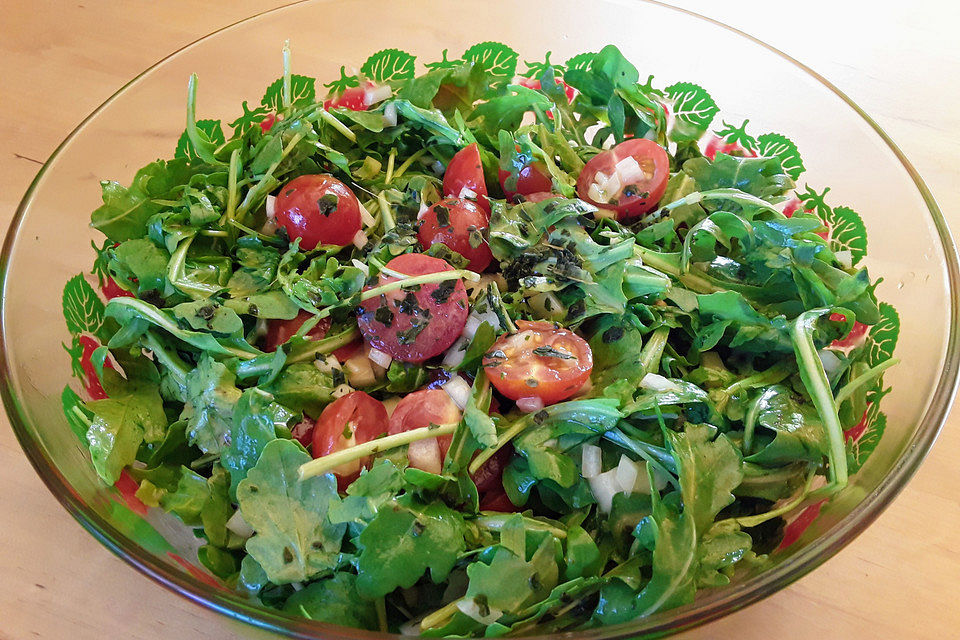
791 309 849 491
834 357 899 405
299 422 459 480
281 40 292 113
185 74 224 166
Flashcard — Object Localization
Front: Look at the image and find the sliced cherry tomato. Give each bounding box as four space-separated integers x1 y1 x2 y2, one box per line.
844 407 871 443
517 77 576 103
274 174 362 249
78 334 110 400
783 198 828 239
101 276 134 300
704 136 758 161
443 143 489 212
576 138 670 220
417 197 493 272
331 339 363 363
323 82 375 111
480 489 520 512
499 162 553 201
483 320 593 405
264 310 332 351
388 389 460 474
829 313 870 350
259 113 277 133
313 391 389 490
523 191 560 204
471 444 512 494
356 253 469 363
290 419 316 448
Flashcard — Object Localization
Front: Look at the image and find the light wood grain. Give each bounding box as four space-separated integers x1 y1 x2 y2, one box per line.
1 2 957 639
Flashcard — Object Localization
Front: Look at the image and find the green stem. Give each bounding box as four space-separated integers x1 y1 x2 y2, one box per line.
468 414 533 475
223 148 240 229
392 148 427 180
378 191 395 234
384 148 397 185
474 514 567 539
639 326 670 375
227 219 284 244
742 387 777 455
236 132 304 217
185 74 223 166
792 310 848 489
633 246 723 294
317 109 356 142
286 327 360 365
299 422 458 481
486 281 517 334
721 467 817 528
419 599 461 631
662 188 784 218
141 331 190 385
375 598 388 633
716 364 790 412
834 358 899 406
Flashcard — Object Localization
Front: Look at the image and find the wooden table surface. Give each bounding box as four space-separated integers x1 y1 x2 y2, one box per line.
1 2 958 638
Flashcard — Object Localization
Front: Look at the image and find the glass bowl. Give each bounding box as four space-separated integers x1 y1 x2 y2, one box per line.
3 0 957 638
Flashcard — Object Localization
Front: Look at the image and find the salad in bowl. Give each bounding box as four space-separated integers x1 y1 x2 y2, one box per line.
59 41 899 635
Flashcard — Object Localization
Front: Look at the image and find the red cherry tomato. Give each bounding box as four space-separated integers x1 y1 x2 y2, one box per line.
417 197 493 272
471 444 512 494
499 162 553 201
323 82 375 111
259 113 277 133
483 320 593 405
576 138 670 220
290 419 315 448
101 276 134 300
844 407 871 443
783 198 828 239
78 335 110 400
388 389 460 474
704 136 758 161
264 310 332 351
274 174 362 249
517 77 576 103
443 143 489 212
829 313 870 350
313 391 389 490
479 489 520 512
331 339 363 363
356 253 469 363
523 191 560 204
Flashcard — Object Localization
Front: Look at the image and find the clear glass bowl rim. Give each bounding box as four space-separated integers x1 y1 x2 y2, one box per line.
2 1 958 638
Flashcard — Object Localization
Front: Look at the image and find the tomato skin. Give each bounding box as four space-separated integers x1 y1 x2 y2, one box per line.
479 489 520 512
576 138 670 220
517 77 576 103
356 253 469 363
499 162 553 201
101 276 134 300
78 335 110 400
443 143 489 212
483 320 593 405
783 198 828 239
388 389 460 474
704 136 757 161
417 197 493 272
259 113 277 133
323 83 374 111
264 310 332 351
313 391 389 490
523 191 560 204
471 444 512 493
331 339 362 363
274 174 362 249
829 314 870 350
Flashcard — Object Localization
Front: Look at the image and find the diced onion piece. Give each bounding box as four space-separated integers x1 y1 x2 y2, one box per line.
615 455 640 493
351 258 370 278
382 396 402 417
265 194 277 219
344 353 376 388
526 291 564 321
516 396 545 413
352 229 368 249
408 438 442 474
458 186 478 200
358 202 376 227
442 376 472 410
331 383 354 399
818 349 843 378
313 354 340 374
457 597 503 625
382 100 398 127
253 317 269 341
291 582 305 592
588 469 620 513
441 335 470 368
260 218 279 235
365 84 393 106
367 346 393 369
226 510 255 539
400 619 423 636
614 155 646 184
601 171 621 200
587 182 604 204
581 444 602 479
835 250 853 269
640 373 681 393
593 171 610 189
417 200 430 220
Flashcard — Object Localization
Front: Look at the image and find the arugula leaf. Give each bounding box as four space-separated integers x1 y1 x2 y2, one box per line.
385 361 429 393
173 299 244 334
183 354 242 454
175 119 225 162
465 535 560 614
262 363 334 417
222 388 297 499
237 439 345 584
328 459 405 529
112 238 171 296
355 497 465 598
694 520 753 587
683 153 792 201
696 291 793 353
744 385 828 466
282 573 377 629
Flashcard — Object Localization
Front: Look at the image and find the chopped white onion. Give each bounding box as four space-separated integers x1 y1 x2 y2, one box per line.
260 218 279 235
588 469 620 513
457 598 503 625
463 316 484 340
367 346 393 369
253 317 269 341
331 383 354 398
313 354 340 374
365 84 393 106
400 619 424 636
581 444 602 479
442 376 472 410
381 396 402 417
458 186 478 200
408 438 443 474
614 155 646 184
593 171 610 189
640 373 681 393
441 336 470 368
615 455 640 493
291 582 305 592
352 229 368 249
417 200 430 220
516 396 545 413
441 310 501 367
818 349 843 378
835 250 853 269
344 353 376 388
265 194 277 219
358 202 376 227
226 510 255 539
601 172 621 200
382 100 398 127
350 258 370 278
587 182 604 203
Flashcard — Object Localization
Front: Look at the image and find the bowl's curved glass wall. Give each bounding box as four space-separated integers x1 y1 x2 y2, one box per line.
3 1 956 638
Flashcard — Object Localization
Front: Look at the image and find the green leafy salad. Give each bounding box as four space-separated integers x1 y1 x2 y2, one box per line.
61 42 901 634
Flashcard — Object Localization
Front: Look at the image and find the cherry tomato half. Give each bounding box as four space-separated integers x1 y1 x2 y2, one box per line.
101 276 134 300
417 197 493 272
356 253 469 363
517 77 576 103
483 320 593 405
313 391 389 490
274 174 362 249
576 138 670 220
829 313 870 350
264 310 332 352
444 143 489 212
323 82 375 111
704 136 758 161
523 191 561 204
78 334 110 400
499 162 553 201
388 388 460 474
